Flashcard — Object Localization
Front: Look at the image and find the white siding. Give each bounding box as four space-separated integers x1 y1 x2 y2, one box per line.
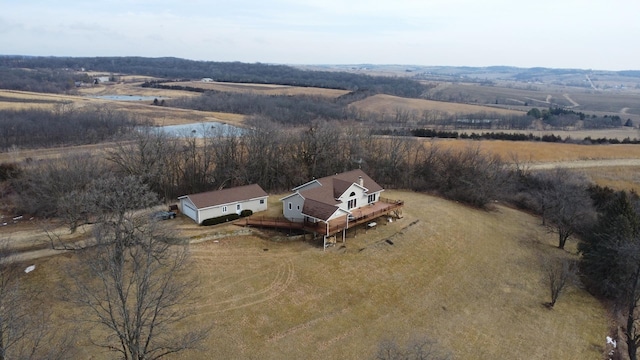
199 197 269 223
336 184 368 213
239 197 268 213
199 206 228 222
180 199 198 223
181 196 268 224
327 208 349 221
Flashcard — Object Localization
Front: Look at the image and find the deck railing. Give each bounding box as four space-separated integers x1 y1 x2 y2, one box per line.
240 198 404 235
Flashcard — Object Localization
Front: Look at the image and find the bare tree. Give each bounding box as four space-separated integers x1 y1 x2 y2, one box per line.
430 144 507 208
375 335 450 360
296 120 343 179
61 176 208 359
242 118 289 190
533 169 594 249
542 256 578 308
365 136 423 189
107 129 180 201
11 153 107 218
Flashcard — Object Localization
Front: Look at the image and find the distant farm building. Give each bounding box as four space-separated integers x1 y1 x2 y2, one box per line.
178 184 268 224
93 76 110 84
201 78 214 82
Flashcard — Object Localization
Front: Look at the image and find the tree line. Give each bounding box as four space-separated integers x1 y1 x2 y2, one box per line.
0 68 90 94
528 107 629 129
406 128 640 144
3 119 601 218
168 91 349 125
0 106 143 150
0 56 430 98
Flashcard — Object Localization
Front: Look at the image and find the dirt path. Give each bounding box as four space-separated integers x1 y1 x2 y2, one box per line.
563 93 579 108
525 97 549 104
621 107 630 115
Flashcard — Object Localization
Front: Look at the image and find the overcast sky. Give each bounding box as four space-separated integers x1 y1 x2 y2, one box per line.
2 0 638 71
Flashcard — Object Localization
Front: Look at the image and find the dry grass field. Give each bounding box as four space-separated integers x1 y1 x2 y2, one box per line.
431 139 640 191
15 191 609 359
0 89 246 127
578 166 640 193
433 138 640 163
167 81 351 98
351 94 525 117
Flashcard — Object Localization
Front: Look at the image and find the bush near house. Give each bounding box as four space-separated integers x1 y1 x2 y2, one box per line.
201 213 240 226
240 209 253 218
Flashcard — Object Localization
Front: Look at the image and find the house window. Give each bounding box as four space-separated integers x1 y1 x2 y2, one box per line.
350 191 356 197
260 199 265 204
288 202 292 210
222 206 227 213
368 194 376 203
236 204 241 211
348 199 357 209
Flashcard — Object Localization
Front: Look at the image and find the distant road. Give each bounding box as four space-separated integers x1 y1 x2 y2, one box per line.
529 159 640 170
585 74 598 90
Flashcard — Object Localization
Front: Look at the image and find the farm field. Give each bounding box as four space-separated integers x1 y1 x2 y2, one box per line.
434 138 640 163
424 82 640 125
350 94 525 117
166 80 351 97
0 89 245 126
13 191 609 359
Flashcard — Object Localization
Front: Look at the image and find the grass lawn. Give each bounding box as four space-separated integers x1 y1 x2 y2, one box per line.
15 191 609 359
170 190 608 359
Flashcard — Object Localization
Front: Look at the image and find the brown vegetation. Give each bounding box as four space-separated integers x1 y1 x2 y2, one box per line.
4 191 609 359
3 67 640 359
167 81 350 97
350 94 524 117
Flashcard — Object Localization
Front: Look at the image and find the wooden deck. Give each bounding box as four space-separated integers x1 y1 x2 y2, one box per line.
237 198 404 236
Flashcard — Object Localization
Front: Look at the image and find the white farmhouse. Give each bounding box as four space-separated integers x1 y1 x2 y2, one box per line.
280 169 384 224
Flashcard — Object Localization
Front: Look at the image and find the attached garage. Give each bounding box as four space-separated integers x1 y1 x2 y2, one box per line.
178 184 268 224
181 201 198 223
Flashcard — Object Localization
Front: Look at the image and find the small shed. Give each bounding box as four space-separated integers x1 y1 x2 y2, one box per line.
178 184 268 224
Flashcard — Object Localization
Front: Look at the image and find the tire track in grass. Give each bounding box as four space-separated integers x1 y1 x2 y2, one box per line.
267 308 351 343
195 258 295 314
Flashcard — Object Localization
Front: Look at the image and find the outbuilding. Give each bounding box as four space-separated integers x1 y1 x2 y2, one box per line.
178 184 268 224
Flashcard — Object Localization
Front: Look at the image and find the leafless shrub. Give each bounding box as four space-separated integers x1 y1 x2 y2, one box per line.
375 335 450 360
